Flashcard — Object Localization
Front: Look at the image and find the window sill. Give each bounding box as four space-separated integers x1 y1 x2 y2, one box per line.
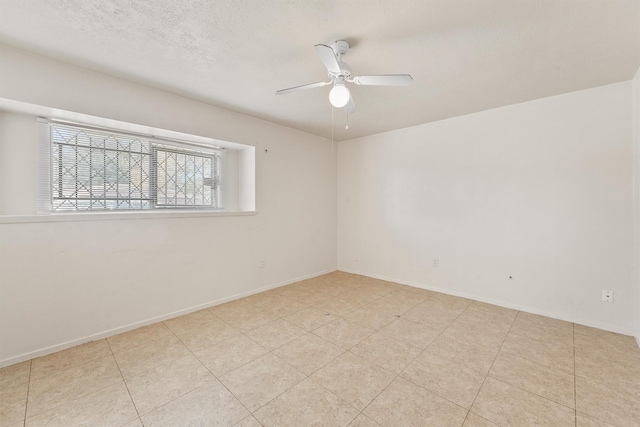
0 210 257 224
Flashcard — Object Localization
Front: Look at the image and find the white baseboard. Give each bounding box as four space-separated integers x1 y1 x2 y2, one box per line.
340 267 636 337
0 268 335 368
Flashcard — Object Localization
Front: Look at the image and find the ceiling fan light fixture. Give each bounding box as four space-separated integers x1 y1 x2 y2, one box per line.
329 83 350 108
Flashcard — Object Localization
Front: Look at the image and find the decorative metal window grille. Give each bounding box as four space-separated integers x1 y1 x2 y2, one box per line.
49 122 220 211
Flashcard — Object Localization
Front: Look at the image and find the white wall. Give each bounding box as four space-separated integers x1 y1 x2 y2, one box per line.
0 45 337 365
338 82 635 335
633 67 640 344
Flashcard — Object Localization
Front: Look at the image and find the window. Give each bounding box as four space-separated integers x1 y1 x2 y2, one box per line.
46 121 221 212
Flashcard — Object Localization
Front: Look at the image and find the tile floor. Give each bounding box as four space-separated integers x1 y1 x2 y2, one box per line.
1 271 639 426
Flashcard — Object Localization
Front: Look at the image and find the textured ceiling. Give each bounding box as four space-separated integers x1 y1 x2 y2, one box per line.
0 0 638 141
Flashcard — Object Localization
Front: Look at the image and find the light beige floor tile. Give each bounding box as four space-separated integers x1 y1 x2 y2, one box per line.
0 361 31 427
401 351 486 409
366 294 420 316
271 283 310 299
515 312 573 331
241 288 282 305
122 419 144 427
254 378 359 427
574 324 639 351
0 378 28 426
333 276 369 289
426 332 499 375
30 340 112 381
467 301 518 321
125 354 214 415
364 377 467 427
403 288 436 300
107 322 173 353
163 309 240 352
360 280 400 297
501 332 574 373
388 288 432 304
311 352 395 411
289 289 333 306
304 274 343 286
25 381 137 427
576 375 640 427
313 283 352 299
283 307 337 331
26 355 123 417
444 318 509 350
489 352 575 408
313 296 364 316
338 288 383 305
471 377 575 426
273 333 344 375
509 314 574 344
463 413 499 427
112 334 191 379
348 414 382 426
141 380 249 427
575 350 640 398
455 305 516 330
342 307 398 330
576 412 617 427
234 415 263 427
246 294 308 317
430 293 474 310
212 300 278 331
378 318 442 349
194 334 268 377
400 301 462 329
244 319 307 351
0 361 31 390
574 332 640 364
350 332 421 375
219 353 305 412
313 318 374 349
321 271 354 281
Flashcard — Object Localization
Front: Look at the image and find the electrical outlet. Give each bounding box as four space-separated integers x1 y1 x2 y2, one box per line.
259 260 265 268
433 258 439 268
602 290 613 303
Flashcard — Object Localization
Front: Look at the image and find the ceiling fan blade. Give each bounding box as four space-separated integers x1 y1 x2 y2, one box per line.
276 81 331 95
353 74 413 86
314 44 341 74
346 94 356 114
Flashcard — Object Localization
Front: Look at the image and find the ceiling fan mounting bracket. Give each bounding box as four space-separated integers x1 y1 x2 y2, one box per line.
331 40 350 58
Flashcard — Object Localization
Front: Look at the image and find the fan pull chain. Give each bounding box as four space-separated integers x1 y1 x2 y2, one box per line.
331 105 335 153
346 110 349 130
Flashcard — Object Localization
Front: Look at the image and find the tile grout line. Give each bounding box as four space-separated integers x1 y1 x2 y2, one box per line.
105 337 142 424
461 308 519 425
22 359 33 426
19 349 125 421
356 295 471 423
498 330 575 375
221 286 431 425
159 316 258 422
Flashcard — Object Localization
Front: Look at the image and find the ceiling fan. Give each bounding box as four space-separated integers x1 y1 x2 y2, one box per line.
276 40 413 113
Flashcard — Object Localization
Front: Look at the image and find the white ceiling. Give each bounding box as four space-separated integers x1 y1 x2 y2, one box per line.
0 1 638 141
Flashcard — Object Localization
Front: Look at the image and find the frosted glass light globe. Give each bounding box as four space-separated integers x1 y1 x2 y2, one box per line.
329 84 350 108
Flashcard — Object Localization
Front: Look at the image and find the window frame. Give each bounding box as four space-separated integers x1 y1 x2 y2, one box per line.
40 119 224 214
